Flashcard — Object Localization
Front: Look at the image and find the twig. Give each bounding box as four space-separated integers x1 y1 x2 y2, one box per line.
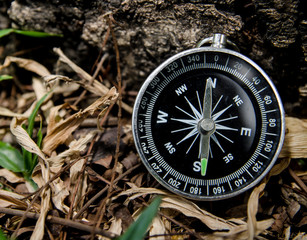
0 207 117 239
145 232 194 239
99 101 116 129
158 211 203 240
73 53 110 107
91 26 110 74
73 163 141 219
91 15 123 239
62 135 98 240
107 14 122 200
68 138 97 218
91 53 109 83
86 167 113 186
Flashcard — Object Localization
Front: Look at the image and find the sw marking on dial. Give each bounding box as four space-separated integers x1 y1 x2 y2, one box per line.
133 48 285 200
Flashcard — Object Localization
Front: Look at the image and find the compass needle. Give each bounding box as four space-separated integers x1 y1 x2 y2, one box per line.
133 33 285 200
201 158 208 176
199 77 215 176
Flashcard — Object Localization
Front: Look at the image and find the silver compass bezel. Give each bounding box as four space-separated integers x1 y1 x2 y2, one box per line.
132 46 285 200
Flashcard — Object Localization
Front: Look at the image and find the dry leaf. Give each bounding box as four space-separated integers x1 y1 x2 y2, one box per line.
116 186 236 231
32 77 53 121
280 117 307 158
47 130 99 170
30 156 51 240
45 103 70 136
0 94 38 119
53 48 110 95
0 189 30 208
51 177 70 213
291 232 307 240
45 132 97 213
43 75 80 97
101 218 122 240
93 154 113 169
15 227 35 238
268 158 291 177
42 87 118 156
53 47 132 114
30 187 51 240
111 205 134 231
247 183 269 240
10 117 47 162
43 74 73 84
69 159 87 212
0 169 24 183
161 196 235 231
32 77 50 101
130 173 145 187
121 152 139 170
212 218 274 240
149 216 167 240
0 107 25 118
283 226 291 240
0 56 50 77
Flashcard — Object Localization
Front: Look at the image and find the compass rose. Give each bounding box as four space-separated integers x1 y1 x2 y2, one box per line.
171 77 239 161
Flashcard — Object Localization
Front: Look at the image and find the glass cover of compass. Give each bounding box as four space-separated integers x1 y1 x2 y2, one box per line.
132 45 285 200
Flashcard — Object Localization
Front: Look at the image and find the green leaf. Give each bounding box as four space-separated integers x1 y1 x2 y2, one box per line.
0 28 63 38
0 29 13 38
0 75 13 81
0 142 25 173
0 228 8 240
115 196 161 240
13 29 63 38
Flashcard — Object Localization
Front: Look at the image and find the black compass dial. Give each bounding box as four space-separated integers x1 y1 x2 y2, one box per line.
132 48 285 200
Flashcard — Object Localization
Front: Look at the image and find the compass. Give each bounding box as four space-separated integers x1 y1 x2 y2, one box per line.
132 34 285 200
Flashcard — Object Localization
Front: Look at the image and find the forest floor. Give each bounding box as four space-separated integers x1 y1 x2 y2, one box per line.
0 18 307 240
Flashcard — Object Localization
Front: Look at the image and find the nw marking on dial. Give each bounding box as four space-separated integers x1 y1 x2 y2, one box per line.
170 83 239 159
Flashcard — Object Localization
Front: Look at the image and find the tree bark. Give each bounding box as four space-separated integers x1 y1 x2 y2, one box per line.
3 0 307 115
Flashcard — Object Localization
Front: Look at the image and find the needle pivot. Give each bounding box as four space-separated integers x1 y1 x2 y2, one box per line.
199 118 215 135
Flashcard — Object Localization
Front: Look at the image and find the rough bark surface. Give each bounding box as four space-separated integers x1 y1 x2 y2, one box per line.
1 0 307 115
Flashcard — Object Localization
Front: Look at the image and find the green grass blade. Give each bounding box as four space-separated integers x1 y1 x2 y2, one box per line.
0 75 13 81
22 147 32 174
0 142 25 172
27 92 49 138
31 116 43 172
21 124 33 174
0 29 13 38
115 196 161 240
14 29 63 38
23 92 49 174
